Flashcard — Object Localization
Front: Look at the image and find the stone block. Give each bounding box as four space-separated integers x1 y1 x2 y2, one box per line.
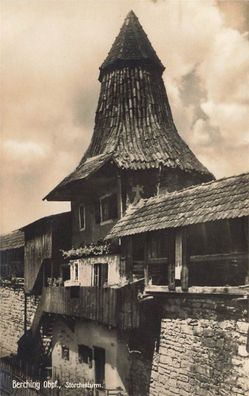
238 345 249 357
160 355 173 366
237 321 249 334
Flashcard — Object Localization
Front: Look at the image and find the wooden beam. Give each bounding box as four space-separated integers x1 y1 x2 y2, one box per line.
190 252 248 263
168 229 175 291
116 172 123 217
133 257 169 265
125 237 133 282
24 292 27 334
175 228 189 291
145 284 249 295
246 216 249 284
144 234 149 286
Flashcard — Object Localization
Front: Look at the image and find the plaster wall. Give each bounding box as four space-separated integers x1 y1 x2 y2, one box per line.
66 255 121 287
51 318 130 393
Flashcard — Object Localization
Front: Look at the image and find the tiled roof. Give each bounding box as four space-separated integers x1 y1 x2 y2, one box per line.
100 10 164 79
0 230 24 251
106 172 249 239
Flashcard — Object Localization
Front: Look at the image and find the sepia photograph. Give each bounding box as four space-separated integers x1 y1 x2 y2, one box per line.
1 0 249 395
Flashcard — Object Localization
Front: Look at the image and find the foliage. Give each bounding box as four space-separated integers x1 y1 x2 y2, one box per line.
61 241 116 260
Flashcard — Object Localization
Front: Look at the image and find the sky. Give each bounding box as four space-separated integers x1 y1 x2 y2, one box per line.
1 0 249 233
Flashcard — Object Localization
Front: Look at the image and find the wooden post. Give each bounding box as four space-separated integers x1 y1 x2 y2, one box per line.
51 259 54 284
144 234 149 286
24 292 27 334
246 216 249 284
126 237 133 282
175 228 189 291
43 260 46 287
156 165 162 195
117 172 123 217
168 229 175 290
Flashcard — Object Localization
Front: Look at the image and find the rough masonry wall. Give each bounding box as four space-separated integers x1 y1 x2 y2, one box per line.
148 296 249 396
0 283 39 356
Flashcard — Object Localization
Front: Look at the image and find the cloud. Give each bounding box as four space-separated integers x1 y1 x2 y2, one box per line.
1 0 249 232
4 139 48 158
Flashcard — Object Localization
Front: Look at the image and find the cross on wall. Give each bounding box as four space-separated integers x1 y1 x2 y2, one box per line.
131 185 144 204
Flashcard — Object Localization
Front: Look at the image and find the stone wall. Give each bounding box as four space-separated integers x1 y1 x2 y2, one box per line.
147 295 249 396
0 283 39 356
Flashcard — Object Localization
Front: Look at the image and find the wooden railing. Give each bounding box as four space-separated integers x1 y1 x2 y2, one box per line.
190 252 248 263
31 282 142 335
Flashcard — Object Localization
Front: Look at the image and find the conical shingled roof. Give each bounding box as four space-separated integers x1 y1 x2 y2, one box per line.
45 11 213 201
99 10 165 79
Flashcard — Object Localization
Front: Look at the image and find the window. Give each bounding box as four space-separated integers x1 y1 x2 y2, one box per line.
78 345 92 367
94 347 105 386
79 204 85 230
148 231 169 259
70 262 79 281
75 263 78 280
61 345 69 361
93 264 108 288
99 194 118 224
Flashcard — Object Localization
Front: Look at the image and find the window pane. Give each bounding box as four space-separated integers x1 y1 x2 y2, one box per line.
100 194 118 222
62 345 69 361
78 345 92 366
93 264 108 287
79 205 85 229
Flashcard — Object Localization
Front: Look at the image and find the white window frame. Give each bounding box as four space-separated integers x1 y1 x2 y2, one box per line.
79 203 86 231
99 193 117 225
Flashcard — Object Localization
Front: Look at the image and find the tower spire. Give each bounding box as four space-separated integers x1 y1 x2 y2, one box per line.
99 10 165 81
45 12 212 201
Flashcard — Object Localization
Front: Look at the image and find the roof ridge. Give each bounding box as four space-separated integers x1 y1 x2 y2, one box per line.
20 211 71 231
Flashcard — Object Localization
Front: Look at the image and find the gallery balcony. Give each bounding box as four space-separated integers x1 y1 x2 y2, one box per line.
31 282 142 336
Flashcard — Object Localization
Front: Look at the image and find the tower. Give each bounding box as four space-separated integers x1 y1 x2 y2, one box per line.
46 10 213 217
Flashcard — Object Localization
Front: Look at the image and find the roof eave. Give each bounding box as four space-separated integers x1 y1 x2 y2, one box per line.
44 154 115 201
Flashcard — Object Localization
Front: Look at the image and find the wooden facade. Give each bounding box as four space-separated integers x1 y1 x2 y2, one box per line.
31 283 141 334
118 216 249 293
22 213 71 294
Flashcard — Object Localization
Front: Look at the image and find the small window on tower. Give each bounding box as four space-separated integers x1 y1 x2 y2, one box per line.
99 194 118 224
61 345 69 361
78 345 93 368
79 204 85 230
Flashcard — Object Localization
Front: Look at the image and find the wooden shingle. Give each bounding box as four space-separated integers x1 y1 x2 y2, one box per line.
45 11 213 201
0 230 24 251
106 172 249 239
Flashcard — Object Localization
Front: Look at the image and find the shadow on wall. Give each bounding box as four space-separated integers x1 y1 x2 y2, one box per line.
118 300 162 396
115 295 249 396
